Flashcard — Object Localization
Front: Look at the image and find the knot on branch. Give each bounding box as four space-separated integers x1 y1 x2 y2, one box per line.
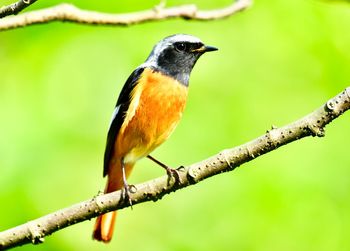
326 100 336 111
219 150 234 170
93 195 106 214
187 164 201 184
266 126 280 147
245 145 256 159
153 0 166 13
345 87 350 100
306 123 325 137
54 3 77 19
326 88 350 115
28 223 45 244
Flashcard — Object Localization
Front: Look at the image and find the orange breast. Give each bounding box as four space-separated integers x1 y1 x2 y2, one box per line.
116 68 188 164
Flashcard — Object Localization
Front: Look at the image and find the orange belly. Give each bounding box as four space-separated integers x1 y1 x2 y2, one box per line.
116 68 188 164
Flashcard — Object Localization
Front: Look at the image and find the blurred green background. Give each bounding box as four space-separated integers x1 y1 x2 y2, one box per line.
1 0 350 250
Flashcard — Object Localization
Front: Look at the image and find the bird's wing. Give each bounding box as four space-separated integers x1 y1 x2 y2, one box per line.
103 67 145 177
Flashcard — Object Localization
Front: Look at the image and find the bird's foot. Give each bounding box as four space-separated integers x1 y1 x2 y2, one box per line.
122 184 137 209
147 155 184 186
165 166 184 186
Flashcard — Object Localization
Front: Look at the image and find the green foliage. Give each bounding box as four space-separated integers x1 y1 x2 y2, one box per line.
1 0 350 250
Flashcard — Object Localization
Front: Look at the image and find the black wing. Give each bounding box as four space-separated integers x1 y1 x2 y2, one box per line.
103 67 145 177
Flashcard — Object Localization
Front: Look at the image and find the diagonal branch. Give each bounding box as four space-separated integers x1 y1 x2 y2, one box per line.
0 0 37 18
0 87 349 250
0 0 252 31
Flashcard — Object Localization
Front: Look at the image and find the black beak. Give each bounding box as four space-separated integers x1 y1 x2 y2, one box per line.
204 45 218 52
192 45 218 53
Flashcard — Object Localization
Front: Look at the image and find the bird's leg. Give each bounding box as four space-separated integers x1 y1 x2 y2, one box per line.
121 159 136 208
147 155 182 185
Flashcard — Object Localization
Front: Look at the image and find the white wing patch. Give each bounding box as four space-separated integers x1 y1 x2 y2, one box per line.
109 105 120 128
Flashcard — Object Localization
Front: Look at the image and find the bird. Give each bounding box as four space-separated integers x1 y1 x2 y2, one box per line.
93 34 218 243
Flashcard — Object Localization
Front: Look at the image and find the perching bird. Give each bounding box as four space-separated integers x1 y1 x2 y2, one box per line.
93 34 217 242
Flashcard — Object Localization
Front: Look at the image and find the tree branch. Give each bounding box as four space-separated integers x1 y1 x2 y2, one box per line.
0 0 252 31
0 87 349 250
0 0 37 18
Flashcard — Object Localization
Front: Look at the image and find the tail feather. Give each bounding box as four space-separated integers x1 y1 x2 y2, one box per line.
92 161 134 243
93 211 117 242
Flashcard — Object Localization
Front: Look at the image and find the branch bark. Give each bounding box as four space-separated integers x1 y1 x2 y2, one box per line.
0 87 349 250
0 0 37 18
0 0 252 31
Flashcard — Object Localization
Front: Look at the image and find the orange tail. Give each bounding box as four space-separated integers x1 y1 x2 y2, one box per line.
93 161 134 243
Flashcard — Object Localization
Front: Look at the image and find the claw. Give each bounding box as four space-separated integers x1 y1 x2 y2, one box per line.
147 155 183 186
122 184 137 209
122 186 132 207
121 159 137 209
129 184 137 193
176 165 186 172
165 167 181 186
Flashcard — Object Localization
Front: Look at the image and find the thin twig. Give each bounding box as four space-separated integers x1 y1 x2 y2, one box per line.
0 87 349 250
0 0 252 31
0 0 37 18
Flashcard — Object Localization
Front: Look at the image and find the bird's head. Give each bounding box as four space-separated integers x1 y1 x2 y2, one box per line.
144 34 218 85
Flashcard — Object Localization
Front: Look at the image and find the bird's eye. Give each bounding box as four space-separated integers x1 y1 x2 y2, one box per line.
175 42 186 52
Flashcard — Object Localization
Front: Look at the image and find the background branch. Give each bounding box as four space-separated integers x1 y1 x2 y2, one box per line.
0 0 252 31
0 0 37 18
0 87 349 250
